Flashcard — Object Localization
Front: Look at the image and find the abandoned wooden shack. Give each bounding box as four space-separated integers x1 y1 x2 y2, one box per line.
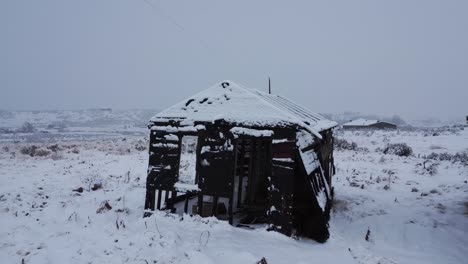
342 118 397 130
144 81 337 242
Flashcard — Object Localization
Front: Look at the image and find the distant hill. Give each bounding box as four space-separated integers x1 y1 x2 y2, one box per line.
0 109 160 131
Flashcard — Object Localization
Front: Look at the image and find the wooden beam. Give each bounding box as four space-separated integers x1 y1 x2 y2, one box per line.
156 189 162 210
236 140 245 208
198 193 203 216
164 190 169 209
184 195 189 214
171 191 177 211
212 196 219 216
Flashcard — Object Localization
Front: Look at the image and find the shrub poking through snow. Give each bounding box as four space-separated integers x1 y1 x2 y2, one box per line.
424 151 468 166
19 145 50 157
47 144 60 152
91 183 103 191
20 145 38 156
134 139 147 151
380 143 413 157
34 149 51 157
415 160 439 175
334 138 358 151
96 201 112 214
73 187 84 193
16 122 35 133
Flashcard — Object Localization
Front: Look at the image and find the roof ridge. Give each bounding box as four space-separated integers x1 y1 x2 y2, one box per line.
152 80 336 137
241 86 324 138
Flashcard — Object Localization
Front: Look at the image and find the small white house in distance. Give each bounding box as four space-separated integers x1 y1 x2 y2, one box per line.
342 118 397 130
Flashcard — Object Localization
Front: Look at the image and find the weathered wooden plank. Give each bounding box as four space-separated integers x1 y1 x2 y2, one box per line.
156 189 162 210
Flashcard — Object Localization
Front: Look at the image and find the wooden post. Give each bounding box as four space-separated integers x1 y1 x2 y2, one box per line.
171 191 177 211
164 190 169 209
268 77 271 94
228 196 233 225
237 140 245 208
156 189 162 210
144 187 155 211
144 186 155 217
212 195 219 216
198 193 203 216
144 171 156 217
184 195 189 214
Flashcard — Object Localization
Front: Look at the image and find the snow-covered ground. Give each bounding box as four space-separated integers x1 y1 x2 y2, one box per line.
0 112 467 263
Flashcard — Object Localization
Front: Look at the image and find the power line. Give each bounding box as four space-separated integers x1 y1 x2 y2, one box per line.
142 0 185 32
141 0 212 51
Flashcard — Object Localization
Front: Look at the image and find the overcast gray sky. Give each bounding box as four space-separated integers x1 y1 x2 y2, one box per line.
1 0 467 120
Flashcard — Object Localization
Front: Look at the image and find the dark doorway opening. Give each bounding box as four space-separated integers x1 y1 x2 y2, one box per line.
233 138 271 224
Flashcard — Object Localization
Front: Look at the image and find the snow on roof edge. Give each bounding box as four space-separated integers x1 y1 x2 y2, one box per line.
343 118 396 127
150 80 337 138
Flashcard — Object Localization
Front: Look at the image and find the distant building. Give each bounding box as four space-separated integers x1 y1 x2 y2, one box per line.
342 118 397 130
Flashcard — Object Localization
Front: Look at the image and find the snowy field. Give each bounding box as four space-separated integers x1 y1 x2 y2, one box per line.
0 111 467 264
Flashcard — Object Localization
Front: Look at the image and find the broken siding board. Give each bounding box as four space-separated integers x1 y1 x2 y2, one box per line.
269 136 295 236
236 140 246 208
147 130 182 192
269 165 294 236
228 142 237 224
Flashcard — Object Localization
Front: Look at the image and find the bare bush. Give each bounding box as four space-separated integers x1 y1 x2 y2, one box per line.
34 149 51 157
16 122 35 133
415 160 439 175
19 145 51 157
47 144 61 152
334 138 358 151
424 151 468 166
135 139 147 151
96 201 112 214
379 143 413 157
20 145 38 156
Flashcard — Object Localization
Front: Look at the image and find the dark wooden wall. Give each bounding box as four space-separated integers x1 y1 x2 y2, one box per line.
268 128 297 236
144 121 335 242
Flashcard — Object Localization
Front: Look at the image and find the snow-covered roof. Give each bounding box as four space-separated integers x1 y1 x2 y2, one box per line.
343 119 379 126
151 81 336 138
342 118 395 127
